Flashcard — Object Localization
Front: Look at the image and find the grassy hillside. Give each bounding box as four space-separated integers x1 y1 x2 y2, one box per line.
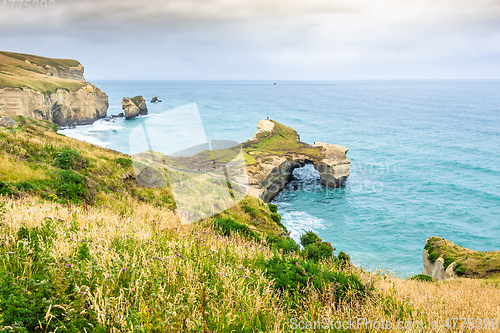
1 118 499 332
0 51 85 93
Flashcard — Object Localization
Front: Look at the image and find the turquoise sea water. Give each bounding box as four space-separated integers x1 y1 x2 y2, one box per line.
60 80 500 277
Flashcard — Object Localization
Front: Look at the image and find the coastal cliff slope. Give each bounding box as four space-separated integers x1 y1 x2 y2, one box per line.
1 117 499 331
0 51 108 126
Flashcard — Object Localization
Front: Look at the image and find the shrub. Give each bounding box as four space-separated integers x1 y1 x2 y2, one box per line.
0 267 97 332
241 205 254 216
338 251 351 267
454 262 466 276
300 231 321 247
55 148 88 170
54 169 88 203
409 274 434 282
443 256 455 268
270 212 281 223
304 241 334 261
213 217 261 242
268 203 278 213
12 181 36 192
116 157 132 167
267 235 300 254
428 252 439 262
0 181 17 196
263 256 366 300
76 241 92 261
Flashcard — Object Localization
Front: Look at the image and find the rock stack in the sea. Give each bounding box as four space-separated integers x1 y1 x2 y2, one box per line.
122 96 148 119
151 96 162 103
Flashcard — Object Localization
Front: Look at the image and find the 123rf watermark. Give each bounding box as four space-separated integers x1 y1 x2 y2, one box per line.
1 0 56 11
290 317 499 331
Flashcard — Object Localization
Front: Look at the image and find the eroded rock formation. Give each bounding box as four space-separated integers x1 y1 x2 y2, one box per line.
246 120 350 202
122 96 148 119
0 85 108 126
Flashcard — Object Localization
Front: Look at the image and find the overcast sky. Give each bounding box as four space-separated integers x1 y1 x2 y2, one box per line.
1 0 499 80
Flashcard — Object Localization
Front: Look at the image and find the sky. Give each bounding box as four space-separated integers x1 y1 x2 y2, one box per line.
1 0 499 80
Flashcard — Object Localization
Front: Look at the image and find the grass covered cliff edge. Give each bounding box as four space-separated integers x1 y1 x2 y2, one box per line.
0 117 499 332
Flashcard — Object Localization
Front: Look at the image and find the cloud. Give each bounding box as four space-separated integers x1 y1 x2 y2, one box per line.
0 0 499 79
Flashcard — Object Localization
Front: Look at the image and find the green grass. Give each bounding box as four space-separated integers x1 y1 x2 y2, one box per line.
128 96 144 105
240 121 323 166
409 274 434 282
0 51 85 93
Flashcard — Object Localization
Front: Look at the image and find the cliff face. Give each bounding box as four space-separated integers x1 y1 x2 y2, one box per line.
45 63 85 82
0 85 108 126
422 248 457 280
0 51 108 126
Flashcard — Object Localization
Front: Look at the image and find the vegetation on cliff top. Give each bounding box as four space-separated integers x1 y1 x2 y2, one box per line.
241 121 323 166
0 51 85 93
425 236 500 279
127 95 145 106
0 117 499 331
161 120 324 169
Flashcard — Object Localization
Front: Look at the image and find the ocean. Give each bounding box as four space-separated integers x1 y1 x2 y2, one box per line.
60 80 500 277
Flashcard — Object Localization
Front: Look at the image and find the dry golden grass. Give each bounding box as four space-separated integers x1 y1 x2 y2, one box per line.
1 195 499 332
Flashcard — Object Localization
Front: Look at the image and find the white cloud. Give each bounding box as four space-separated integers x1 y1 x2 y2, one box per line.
0 0 499 79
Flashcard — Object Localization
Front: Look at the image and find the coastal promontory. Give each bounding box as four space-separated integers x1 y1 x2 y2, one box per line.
0 51 108 126
423 236 500 280
136 119 351 203
244 120 350 202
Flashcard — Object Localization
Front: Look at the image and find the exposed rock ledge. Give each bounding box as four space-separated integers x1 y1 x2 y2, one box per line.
245 120 350 202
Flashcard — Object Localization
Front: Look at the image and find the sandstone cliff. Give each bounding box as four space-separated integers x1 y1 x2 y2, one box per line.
422 237 500 280
0 51 108 126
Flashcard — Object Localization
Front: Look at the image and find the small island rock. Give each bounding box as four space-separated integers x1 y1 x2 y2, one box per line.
122 96 148 119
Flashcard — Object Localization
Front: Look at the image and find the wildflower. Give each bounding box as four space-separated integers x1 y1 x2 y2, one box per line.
68 263 72 267
122 268 126 272
80 292 84 295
